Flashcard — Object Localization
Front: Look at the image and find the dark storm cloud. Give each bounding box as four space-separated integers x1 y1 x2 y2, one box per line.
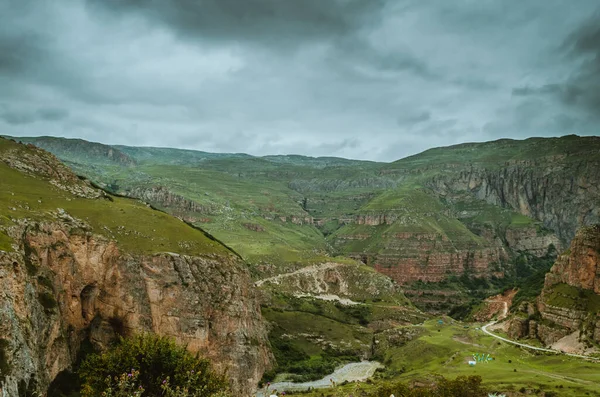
0 106 69 125
86 0 386 48
511 11 600 121
560 13 600 116
396 111 431 125
0 33 46 75
1 0 599 161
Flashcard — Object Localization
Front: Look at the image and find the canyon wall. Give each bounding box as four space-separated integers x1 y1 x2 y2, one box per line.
507 225 600 348
426 158 600 244
542 225 600 293
0 219 271 396
537 225 600 346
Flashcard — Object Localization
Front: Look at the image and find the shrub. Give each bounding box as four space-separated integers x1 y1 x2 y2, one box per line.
79 334 228 397
373 375 487 397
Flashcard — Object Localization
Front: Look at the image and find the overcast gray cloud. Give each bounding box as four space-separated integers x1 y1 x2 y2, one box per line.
1 0 599 161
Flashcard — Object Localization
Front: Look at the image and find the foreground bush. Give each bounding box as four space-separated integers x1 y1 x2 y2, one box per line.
374 375 487 397
79 334 228 397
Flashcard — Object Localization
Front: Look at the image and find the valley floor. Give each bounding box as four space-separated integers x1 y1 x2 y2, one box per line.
278 319 600 397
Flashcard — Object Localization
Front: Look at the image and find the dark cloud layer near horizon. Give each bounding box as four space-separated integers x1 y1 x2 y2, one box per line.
1 0 599 161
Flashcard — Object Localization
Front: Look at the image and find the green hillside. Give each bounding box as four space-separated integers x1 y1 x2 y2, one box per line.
386 135 600 171
8 134 599 290
0 138 229 257
4 135 600 396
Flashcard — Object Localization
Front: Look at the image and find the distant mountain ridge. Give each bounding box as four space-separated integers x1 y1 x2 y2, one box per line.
6 134 600 314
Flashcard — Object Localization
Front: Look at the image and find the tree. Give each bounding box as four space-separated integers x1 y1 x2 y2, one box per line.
79 334 228 397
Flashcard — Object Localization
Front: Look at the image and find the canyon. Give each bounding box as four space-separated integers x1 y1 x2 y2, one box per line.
0 138 271 396
3 134 600 395
506 225 600 351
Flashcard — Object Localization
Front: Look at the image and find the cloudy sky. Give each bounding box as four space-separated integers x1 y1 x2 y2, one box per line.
1 0 599 161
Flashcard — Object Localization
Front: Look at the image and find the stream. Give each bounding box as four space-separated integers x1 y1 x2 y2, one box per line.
255 361 383 396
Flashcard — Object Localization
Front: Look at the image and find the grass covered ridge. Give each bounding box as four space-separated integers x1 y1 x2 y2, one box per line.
0 141 229 257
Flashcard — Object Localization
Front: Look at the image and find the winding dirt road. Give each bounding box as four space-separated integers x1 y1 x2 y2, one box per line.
481 301 599 361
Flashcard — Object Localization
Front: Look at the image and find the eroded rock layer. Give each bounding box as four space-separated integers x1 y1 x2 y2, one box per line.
0 220 270 396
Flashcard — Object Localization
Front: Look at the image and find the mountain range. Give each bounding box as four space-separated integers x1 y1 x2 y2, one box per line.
1 134 599 396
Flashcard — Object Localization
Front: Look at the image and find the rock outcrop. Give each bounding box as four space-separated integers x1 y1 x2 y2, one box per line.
507 225 600 350
0 138 271 396
426 157 600 244
534 225 600 347
0 219 271 397
126 186 218 216
373 245 506 284
542 225 600 294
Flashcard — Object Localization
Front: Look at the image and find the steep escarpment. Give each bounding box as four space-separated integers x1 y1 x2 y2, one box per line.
125 185 219 219
1 222 270 396
384 136 600 244
536 225 600 346
543 225 600 293
329 187 559 285
0 138 271 396
506 225 600 351
426 160 600 244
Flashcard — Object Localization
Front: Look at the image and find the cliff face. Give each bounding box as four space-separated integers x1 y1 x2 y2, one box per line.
0 138 271 396
534 225 600 347
0 219 270 396
126 186 218 218
508 225 600 348
426 158 600 244
542 225 600 294
332 209 559 286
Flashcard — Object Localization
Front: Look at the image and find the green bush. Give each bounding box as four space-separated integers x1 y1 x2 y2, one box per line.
373 375 487 397
79 334 228 397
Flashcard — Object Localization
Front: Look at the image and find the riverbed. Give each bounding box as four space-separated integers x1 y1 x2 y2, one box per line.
256 361 383 396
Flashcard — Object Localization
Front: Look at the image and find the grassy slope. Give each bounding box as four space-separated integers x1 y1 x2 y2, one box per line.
0 139 228 257
130 163 330 265
381 319 600 396
282 318 600 396
385 135 600 171
6 135 564 273
544 283 600 313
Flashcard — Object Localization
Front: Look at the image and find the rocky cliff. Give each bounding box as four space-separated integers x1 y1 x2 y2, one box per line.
536 225 600 346
0 138 271 396
423 152 600 245
507 225 600 350
329 191 560 286
125 186 218 219
542 225 600 294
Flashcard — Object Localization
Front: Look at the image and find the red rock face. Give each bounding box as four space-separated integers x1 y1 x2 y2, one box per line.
373 247 504 283
359 230 508 284
0 221 271 397
537 225 600 346
543 225 600 294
